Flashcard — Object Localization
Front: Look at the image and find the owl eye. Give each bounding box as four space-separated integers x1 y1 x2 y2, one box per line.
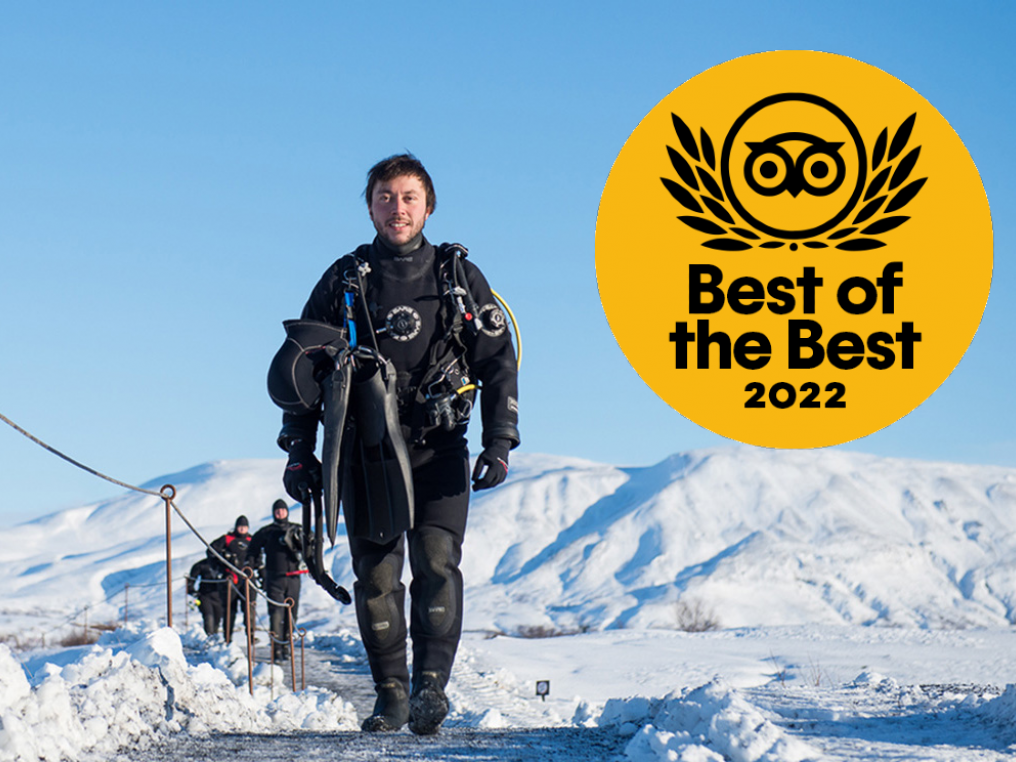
797 143 846 197
754 154 787 187
744 144 792 197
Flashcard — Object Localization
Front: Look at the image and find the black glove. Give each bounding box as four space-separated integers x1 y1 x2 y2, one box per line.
283 439 322 502
472 439 511 491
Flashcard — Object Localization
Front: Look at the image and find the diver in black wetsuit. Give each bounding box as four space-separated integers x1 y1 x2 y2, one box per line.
276 154 519 735
208 516 252 643
186 558 224 636
248 500 306 661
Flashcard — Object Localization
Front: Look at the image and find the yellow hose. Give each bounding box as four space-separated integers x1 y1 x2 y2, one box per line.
491 289 522 370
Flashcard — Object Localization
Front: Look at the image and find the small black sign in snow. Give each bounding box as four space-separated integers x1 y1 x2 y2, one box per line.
536 680 550 701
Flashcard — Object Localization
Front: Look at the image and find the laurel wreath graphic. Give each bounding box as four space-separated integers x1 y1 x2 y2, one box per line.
661 112 927 251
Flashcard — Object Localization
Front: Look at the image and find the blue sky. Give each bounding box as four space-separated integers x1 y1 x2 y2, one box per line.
1 1 1013 526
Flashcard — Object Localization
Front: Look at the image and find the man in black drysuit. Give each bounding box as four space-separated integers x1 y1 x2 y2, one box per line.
277 154 519 734
186 558 224 636
208 516 252 643
247 499 306 660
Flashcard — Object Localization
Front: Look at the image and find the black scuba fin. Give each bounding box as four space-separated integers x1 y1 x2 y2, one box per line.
341 353 415 543
320 359 352 545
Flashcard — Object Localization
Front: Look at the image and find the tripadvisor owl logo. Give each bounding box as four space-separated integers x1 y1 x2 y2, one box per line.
663 94 926 252
595 51 992 450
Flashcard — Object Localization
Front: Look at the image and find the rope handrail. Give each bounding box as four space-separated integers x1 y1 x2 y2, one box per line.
0 412 295 610
0 412 163 497
16 582 172 644
16 574 288 643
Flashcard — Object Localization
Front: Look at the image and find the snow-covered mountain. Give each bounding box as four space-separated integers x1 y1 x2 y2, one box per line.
465 448 1016 633
6 447 1016 641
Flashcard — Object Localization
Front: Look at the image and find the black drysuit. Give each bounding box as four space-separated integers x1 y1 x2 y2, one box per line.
208 531 252 642
248 518 306 654
279 236 519 692
186 558 224 636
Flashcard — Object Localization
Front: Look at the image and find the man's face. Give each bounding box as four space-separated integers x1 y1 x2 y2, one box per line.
237 524 249 535
369 174 431 248
274 508 288 522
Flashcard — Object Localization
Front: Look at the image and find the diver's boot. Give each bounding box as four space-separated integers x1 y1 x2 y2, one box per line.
408 670 450 736
361 679 410 732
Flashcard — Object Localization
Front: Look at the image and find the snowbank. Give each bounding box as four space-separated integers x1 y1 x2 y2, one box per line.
973 682 1016 739
0 626 357 762
598 680 819 762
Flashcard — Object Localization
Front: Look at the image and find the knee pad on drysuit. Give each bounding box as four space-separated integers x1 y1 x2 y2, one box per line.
409 528 463 640
353 551 407 652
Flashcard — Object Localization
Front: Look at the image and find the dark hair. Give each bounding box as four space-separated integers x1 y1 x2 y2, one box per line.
364 153 436 213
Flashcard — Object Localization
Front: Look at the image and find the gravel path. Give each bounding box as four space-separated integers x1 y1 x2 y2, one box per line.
132 726 628 761
123 645 628 761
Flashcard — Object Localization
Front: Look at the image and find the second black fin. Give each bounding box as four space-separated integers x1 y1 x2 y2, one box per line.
341 354 414 543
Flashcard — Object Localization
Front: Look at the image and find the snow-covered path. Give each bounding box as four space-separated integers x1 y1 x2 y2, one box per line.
245 644 377 715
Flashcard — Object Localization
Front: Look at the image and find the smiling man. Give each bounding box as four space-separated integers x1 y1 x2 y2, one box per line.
368 171 431 249
276 154 520 734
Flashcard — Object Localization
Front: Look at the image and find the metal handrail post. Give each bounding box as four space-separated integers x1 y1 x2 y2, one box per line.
225 579 234 644
161 485 176 628
285 597 296 690
297 627 307 691
244 569 254 696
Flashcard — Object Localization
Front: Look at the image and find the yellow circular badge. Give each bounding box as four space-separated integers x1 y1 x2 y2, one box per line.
596 51 992 449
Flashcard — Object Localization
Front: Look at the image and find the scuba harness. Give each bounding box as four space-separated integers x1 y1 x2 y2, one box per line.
341 242 496 443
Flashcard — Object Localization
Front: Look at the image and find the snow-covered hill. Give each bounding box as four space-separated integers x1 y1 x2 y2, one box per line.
465 447 1016 632
6 447 1016 641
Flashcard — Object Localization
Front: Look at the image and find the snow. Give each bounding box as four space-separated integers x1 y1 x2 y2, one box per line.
0 625 358 762
464 625 1016 759
11 449 1016 637
4 447 1016 759
605 681 819 762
